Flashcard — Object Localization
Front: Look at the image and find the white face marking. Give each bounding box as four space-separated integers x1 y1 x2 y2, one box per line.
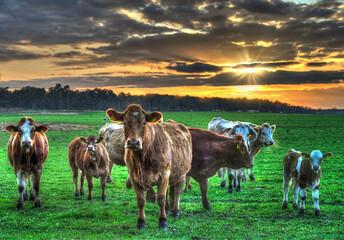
296 156 303 176
260 126 275 146
133 112 139 116
310 150 323 172
20 118 34 147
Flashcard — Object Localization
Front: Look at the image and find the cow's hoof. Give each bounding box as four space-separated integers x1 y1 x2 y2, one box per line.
299 208 305 214
220 180 226 188
16 202 24 210
159 218 168 230
102 196 108 202
87 197 92 201
35 201 42 208
315 209 320 216
228 187 234 194
80 191 85 196
282 201 288 209
203 204 212 211
293 203 298 210
75 192 80 197
249 175 256 181
242 176 247 182
171 210 180 218
236 186 242 192
137 219 146 229
29 194 35 201
106 177 114 183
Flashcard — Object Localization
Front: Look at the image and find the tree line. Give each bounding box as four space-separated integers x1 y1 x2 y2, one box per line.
0 83 313 113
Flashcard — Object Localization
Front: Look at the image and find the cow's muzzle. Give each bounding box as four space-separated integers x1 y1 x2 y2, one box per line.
126 138 142 151
21 141 32 149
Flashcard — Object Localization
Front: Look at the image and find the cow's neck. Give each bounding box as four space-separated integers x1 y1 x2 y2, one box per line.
251 137 263 155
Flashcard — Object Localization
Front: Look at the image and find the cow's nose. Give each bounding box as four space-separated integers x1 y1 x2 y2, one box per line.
313 165 319 171
268 140 275 145
22 141 32 148
127 139 139 146
87 146 95 151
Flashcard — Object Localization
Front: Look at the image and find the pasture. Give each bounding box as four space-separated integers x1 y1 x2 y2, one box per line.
0 111 343 239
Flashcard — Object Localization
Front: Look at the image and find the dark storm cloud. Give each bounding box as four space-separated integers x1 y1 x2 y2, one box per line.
233 61 299 69
2 70 343 90
0 46 46 62
53 51 88 58
235 0 294 15
167 62 223 73
306 62 332 67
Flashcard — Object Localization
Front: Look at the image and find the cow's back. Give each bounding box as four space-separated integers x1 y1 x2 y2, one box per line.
283 151 301 178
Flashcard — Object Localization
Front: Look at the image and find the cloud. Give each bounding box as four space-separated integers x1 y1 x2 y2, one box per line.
0 46 46 62
233 61 299 69
167 62 223 73
306 62 332 67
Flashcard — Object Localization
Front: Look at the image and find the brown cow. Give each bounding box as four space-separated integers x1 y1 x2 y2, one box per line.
106 104 192 230
5 117 49 209
185 128 253 210
283 149 333 216
68 135 109 201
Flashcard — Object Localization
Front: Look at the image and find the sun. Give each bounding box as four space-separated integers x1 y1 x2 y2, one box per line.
242 68 257 73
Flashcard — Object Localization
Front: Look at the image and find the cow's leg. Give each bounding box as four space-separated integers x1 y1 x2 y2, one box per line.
23 177 28 202
86 174 94 201
33 170 42 208
249 157 255 181
199 178 212 210
242 169 247 182
299 188 307 214
131 181 146 229
312 189 320 216
29 176 35 201
171 180 184 218
236 169 244 192
16 170 27 209
165 187 169 216
184 176 191 193
72 167 79 197
80 171 86 196
100 173 107 201
282 175 292 209
218 168 226 188
106 161 114 183
292 182 300 210
157 178 169 230
126 176 132 189
146 187 157 203
227 168 235 193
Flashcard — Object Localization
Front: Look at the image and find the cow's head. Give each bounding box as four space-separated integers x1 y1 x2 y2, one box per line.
106 104 162 151
5 117 48 150
80 135 103 156
230 134 253 169
301 150 333 174
224 123 258 153
255 123 276 147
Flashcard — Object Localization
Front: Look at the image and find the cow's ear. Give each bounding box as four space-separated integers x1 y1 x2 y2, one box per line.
35 125 48 134
271 124 276 132
254 127 260 133
223 128 232 134
301 152 310 159
146 111 162 123
106 108 124 122
323 152 333 160
5 125 18 133
97 136 103 143
80 137 87 144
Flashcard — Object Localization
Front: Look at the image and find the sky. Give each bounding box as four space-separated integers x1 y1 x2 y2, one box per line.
0 0 343 109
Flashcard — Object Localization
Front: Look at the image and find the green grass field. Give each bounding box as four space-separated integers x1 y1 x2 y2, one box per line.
0 111 343 239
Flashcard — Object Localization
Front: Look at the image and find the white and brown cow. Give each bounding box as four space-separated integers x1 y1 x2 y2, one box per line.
106 104 192 230
283 149 333 216
68 135 109 201
5 117 49 209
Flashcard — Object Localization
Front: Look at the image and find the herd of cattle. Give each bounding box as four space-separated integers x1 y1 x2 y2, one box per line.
4 104 333 230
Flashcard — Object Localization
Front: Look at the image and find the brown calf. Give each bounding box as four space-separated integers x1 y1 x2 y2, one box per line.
106 104 192 230
5 117 49 209
283 149 333 216
186 128 253 210
68 135 109 201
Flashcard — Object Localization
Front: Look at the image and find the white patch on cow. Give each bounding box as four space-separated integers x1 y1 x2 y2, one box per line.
312 189 320 210
310 150 322 171
37 169 42 175
296 156 303 176
133 112 139 116
20 118 34 147
307 181 320 190
17 170 27 188
12 133 18 148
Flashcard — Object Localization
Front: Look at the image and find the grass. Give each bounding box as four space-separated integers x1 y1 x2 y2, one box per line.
0 111 343 239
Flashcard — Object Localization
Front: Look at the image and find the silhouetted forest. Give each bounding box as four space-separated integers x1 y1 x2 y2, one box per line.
0 83 313 113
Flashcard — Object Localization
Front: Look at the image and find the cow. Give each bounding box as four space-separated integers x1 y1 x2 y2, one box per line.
282 149 333 216
106 104 192 230
5 117 49 209
208 118 275 189
185 128 253 210
68 135 109 201
99 123 157 203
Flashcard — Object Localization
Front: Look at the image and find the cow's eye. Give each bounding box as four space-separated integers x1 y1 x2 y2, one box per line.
262 132 265 135
142 122 146 126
